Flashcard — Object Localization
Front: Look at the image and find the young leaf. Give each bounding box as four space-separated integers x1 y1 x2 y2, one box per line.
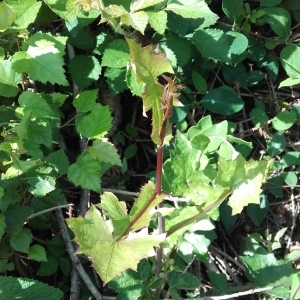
147 11 167 35
76 105 112 139
67 152 102 192
67 205 165 283
0 3 14 31
126 37 174 145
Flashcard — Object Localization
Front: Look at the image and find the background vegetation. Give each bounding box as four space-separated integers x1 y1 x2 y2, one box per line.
0 0 300 299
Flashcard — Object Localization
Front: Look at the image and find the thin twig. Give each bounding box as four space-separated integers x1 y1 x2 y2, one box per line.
26 204 74 221
56 208 103 300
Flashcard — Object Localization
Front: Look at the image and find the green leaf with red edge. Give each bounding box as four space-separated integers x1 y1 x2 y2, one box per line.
215 155 272 215
125 37 174 145
66 205 165 284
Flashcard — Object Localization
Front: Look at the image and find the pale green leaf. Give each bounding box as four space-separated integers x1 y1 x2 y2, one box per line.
67 205 165 283
28 175 56 197
28 245 47 262
77 105 112 139
6 0 42 29
73 89 98 112
130 0 164 12
102 39 130 68
89 140 122 166
0 59 22 97
129 181 165 232
147 11 167 35
166 0 218 21
67 152 101 192
10 228 32 253
126 38 174 145
0 2 14 31
121 11 148 34
227 31 248 56
279 78 300 89
68 55 101 90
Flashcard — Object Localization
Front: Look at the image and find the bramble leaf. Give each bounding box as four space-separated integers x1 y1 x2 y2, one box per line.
76 105 112 139
67 205 165 283
0 59 21 97
12 33 68 85
67 152 101 192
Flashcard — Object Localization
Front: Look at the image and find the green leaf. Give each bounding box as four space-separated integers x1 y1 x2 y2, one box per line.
0 2 14 31
216 155 271 214
250 108 269 126
126 37 174 145
279 78 300 89
260 0 283 7
68 55 101 90
227 31 248 56
37 255 59 276
67 205 165 283
0 213 5 240
247 194 268 226
281 151 300 168
28 245 47 262
77 105 112 139
192 71 207 95
167 270 200 290
201 87 244 116
280 45 300 79
0 276 63 300
45 150 70 175
261 7 291 38
10 228 32 253
267 131 286 157
4 204 33 235
222 64 248 89
147 11 167 35
272 111 296 130
102 39 130 68
130 0 164 11
124 144 137 159
89 139 122 166
192 29 233 64
28 175 56 197
6 0 42 29
12 32 68 85
219 202 237 234
73 89 98 112
0 59 21 97
282 172 298 186
67 152 102 192
222 0 244 22
166 0 218 21
105 67 127 96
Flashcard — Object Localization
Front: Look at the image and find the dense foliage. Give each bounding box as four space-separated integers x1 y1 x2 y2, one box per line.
0 0 300 299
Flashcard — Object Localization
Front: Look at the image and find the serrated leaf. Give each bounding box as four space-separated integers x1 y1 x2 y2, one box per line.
121 11 148 34
7 0 42 30
0 2 14 31
68 55 101 90
0 59 21 97
28 175 56 197
73 89 98 112
77 105 112 139
130 0 164 11
129 181 165 232
12 33 68 85
102 39 130 68
28 244 47 262
222 0 244 22
126 37 174 145
10 228 32 253
67 205 165 283
166 0 218 21
0 275 63 300
89 140 122 166
147 11 167 35
216 155 271 215
45 150 70 175
67 152 101 192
